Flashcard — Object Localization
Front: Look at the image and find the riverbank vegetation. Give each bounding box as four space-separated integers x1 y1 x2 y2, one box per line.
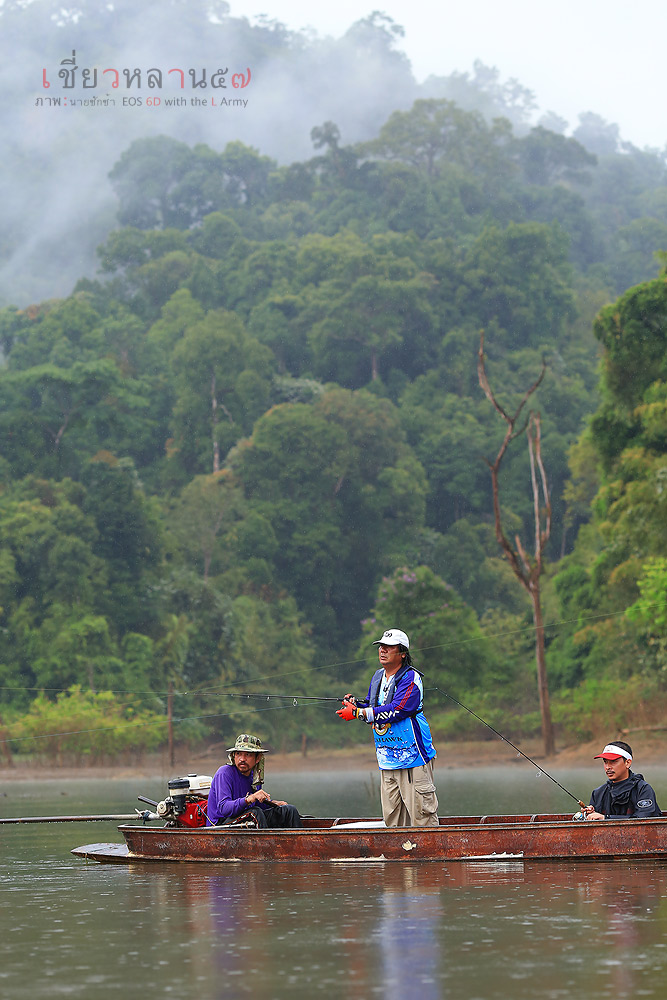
1 3 667 764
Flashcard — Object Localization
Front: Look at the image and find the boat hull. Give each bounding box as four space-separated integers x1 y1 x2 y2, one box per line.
71 814 667 864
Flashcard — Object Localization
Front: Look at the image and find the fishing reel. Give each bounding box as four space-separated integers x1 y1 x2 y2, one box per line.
156 774 212 828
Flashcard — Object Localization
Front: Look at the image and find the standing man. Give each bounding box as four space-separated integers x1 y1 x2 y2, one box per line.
584 741 662 820
206 733 302 827
337 627 439 827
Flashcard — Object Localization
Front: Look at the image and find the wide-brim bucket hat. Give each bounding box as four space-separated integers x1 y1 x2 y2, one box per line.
226 733 269 755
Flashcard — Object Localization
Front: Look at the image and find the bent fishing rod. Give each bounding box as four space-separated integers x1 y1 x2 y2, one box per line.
431 686 586 810
228 688 585 807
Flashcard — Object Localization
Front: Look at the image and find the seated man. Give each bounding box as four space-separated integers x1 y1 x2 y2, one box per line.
584 741 662 820
206 733 302 828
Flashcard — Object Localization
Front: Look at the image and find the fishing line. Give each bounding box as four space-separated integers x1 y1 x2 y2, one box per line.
0 684 184 696
186 600 667 697
0 699 324 746
431 685 586 808
3 599 665 748
1 600 664 701
218 692 343 704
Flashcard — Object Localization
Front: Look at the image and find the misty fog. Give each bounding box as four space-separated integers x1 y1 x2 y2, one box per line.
0 0 661 308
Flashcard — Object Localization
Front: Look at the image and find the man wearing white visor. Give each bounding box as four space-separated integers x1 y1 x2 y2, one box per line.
336 627 439 827
583 740 662 820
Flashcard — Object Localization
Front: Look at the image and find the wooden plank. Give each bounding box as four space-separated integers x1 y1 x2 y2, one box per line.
71 843 131 862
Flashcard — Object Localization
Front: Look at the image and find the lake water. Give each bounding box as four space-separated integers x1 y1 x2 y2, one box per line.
2 765 667 999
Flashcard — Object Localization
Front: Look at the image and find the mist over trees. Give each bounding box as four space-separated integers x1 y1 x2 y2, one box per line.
1 1 667 760
2 0 666 307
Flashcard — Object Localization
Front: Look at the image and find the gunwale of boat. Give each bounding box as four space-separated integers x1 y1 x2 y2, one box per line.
71 812 667 865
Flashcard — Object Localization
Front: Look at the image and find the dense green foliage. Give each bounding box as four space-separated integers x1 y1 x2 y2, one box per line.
548 271 667 706
1 7 667 758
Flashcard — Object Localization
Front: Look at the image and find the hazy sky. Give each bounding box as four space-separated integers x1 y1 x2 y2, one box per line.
237 0 666 151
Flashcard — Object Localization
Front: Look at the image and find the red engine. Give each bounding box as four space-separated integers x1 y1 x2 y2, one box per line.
178 800 208 828
156 774 212 827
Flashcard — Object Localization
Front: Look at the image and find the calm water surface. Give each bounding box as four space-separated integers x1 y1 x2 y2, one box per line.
2 766 667 999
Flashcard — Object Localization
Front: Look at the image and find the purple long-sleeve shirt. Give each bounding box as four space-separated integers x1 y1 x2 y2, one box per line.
206 764 269 825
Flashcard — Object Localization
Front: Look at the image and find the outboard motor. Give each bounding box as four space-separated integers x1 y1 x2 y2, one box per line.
155 774 212 827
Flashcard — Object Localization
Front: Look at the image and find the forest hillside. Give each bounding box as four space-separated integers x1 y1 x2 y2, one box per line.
1 1 667 763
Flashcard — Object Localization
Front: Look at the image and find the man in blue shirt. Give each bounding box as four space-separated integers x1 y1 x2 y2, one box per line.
337 627 439 827
206 733 302 827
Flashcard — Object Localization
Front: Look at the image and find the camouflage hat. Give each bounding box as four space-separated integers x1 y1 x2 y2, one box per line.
226 733 269 755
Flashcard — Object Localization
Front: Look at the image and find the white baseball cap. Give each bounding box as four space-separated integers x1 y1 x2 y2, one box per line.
372 628 410 649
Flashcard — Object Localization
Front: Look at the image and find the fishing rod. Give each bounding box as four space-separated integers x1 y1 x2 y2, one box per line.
0 811 156 825
221 692 345 705
432 686 586 809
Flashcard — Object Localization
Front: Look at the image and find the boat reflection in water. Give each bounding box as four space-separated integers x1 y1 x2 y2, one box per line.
124 859 667 999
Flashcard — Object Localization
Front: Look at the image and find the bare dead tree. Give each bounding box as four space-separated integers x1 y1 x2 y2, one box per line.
478 331 555 757
210 371 234 474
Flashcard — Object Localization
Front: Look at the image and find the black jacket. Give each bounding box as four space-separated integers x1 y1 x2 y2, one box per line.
589 771 662 818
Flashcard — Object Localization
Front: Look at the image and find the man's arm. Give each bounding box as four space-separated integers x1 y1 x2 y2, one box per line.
629 781 661 818
206 767 252 825
345 678 374 710
583 787 605 820
585 781 661 820
358 671 422 724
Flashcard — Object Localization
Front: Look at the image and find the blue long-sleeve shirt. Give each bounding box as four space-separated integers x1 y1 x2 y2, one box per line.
357 665 436 770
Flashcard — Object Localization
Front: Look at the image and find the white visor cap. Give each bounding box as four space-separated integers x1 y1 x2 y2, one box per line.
593 743 632 761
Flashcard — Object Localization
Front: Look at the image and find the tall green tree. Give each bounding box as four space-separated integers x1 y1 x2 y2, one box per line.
169 309 274 477
227 388 427 648
81 455 162 633
356 565 496 693
169 470 244 582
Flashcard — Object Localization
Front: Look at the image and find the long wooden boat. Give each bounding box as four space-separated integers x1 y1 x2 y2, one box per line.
72 812 667 864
